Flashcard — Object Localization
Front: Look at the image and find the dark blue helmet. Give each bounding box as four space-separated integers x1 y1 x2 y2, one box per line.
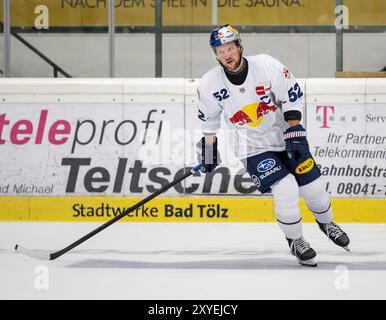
209 24 241 51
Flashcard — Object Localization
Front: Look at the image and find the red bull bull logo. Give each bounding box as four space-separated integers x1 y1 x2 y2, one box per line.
283 67 290 79
229 101 278 127
215 33 224 40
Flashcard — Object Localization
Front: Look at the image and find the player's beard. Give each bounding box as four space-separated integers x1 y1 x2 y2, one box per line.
222 54 244 74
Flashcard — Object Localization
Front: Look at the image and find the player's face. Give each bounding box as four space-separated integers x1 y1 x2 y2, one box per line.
215 42 243 72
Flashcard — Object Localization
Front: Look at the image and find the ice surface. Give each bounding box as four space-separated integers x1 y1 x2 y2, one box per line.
1 222 385 299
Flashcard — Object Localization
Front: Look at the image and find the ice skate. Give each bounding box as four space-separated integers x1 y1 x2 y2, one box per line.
316 220 350 251
286 237 317 267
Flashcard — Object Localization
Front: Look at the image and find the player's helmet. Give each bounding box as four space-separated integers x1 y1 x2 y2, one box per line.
209 24 241 52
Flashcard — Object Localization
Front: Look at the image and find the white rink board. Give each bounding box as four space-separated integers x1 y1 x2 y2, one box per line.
307 103 386 197
0 103 187 196
0 78 385 198
306 78 386 198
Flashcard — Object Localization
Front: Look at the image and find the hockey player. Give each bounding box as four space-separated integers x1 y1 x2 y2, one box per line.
196 24 350 267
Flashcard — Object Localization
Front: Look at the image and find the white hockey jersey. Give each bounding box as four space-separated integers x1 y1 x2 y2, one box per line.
197 54 304 159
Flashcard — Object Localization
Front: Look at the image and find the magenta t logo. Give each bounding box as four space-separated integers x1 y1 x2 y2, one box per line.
316 106 335 128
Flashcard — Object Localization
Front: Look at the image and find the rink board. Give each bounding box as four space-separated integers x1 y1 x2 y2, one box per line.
1 79 385 224
0 196 385 223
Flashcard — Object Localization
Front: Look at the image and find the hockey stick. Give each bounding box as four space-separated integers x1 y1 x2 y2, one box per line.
15 165 201 261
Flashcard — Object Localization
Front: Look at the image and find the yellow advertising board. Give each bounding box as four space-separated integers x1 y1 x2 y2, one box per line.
1 0 385 27
1 196 385 223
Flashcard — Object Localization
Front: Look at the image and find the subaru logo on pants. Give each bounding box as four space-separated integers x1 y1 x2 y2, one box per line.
257 159 276 173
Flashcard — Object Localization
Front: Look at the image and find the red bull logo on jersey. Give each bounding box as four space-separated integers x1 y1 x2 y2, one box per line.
229 101 278 127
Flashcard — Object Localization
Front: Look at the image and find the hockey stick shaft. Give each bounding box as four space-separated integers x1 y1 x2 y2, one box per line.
16 165 201 260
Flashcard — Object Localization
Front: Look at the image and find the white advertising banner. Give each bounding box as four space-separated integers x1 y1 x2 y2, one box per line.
1 78 385 198
0 102 255 197
307 103 386 198
0 103 190 196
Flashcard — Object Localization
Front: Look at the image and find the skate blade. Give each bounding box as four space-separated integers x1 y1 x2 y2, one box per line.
297 258 317 267
343 245 350 252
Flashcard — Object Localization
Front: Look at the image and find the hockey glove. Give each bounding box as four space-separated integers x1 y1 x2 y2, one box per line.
283 124 310 161
196 136 220 173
